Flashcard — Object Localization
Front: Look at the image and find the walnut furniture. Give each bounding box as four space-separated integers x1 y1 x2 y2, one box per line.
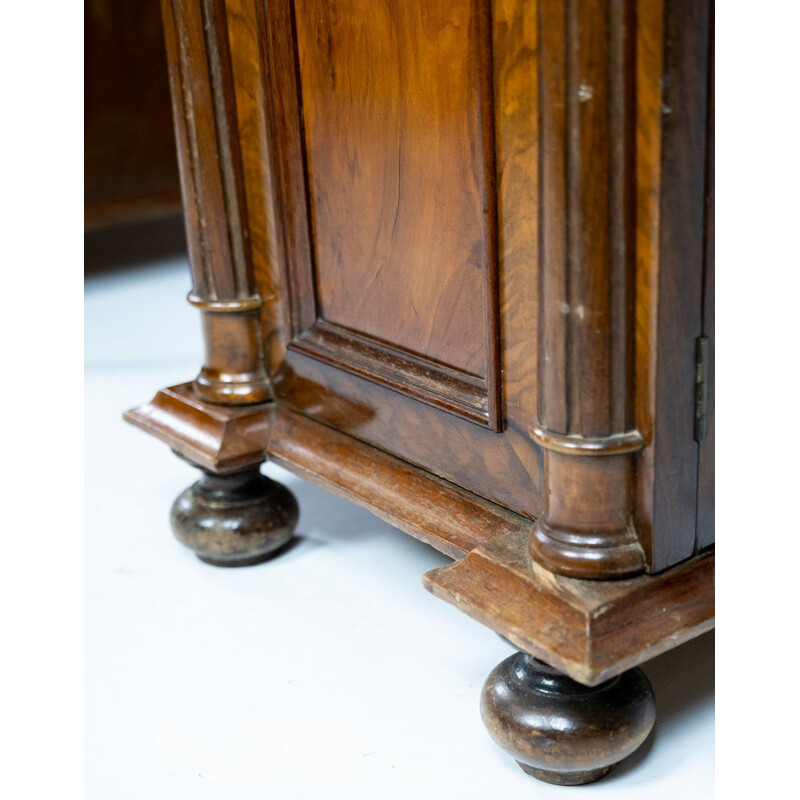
125 0 714 784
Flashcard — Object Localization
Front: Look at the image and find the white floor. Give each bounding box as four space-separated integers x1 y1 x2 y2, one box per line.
85 259 714 799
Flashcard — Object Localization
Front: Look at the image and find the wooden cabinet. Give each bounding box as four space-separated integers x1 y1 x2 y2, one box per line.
126 0 714 785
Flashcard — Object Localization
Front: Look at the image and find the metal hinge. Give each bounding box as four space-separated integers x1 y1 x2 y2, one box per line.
694 336 709 443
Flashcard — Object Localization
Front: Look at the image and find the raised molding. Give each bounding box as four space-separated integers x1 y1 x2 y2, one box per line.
291 320 498 429
270 0 502 431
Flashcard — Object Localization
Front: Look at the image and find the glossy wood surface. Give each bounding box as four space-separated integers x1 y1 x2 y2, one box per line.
123 383 273 473
294 0 493 378
171 464 298 567
481 654 655 784
425 526 714 685
161 0 272 404
127 383 714 686
137 0 713 575
127 383 534 559
253 0 543 515
226 0 292 375
124 3 714 780
269 404 529 559
280 0 503 430
249 0 713 570
527 0 715 576
530 0 645 577
537 0 636 439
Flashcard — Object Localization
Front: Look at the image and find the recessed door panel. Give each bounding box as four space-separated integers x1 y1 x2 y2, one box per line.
248 0 544 518
295 0 492 378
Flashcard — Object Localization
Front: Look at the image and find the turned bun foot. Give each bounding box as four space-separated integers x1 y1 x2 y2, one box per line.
170 464 298 567
481 652 655 785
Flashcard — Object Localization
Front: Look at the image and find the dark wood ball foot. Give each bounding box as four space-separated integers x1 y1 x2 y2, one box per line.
481 652 655 785
170 464 298 567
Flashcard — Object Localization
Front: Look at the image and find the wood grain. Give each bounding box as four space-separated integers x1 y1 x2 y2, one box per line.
529 0 715 575
225 0 292 375
425 530 714 685
255 0 543 515
276 0 503 430
482 653 655 784
529 0 646 577
125 383 299 568
269 405 532 559
492 0 543 511
123 8 716 782
133 0 714 590
294 0 495 377
537 0 636 438
126 381 713 686
161 0 271 404
292 320 494 427
634 0 713 569
123 382 272 473
272 348 543 516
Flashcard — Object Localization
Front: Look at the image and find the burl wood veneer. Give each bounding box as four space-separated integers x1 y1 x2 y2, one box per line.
125 0 714 785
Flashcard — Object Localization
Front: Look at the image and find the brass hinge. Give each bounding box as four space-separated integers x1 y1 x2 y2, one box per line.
694 336 709 443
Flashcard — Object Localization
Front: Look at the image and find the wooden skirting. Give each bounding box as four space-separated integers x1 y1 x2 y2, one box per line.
272 407 714 685
125 385 714 685
269 406 529 559
425 534 714 686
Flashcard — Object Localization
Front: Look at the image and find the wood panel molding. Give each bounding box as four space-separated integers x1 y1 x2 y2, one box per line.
292 321 496 428
161 0 271 404
154 0 712 571
225 0 548 514
264 0 502 430
123 4 714 779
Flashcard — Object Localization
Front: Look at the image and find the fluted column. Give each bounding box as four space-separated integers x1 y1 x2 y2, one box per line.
161 0 270 405
530 0 646 578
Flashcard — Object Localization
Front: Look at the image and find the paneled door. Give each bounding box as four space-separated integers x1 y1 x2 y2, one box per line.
246 0 545 518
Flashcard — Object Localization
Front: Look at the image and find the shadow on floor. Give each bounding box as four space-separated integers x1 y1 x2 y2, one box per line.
611 629 714 780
